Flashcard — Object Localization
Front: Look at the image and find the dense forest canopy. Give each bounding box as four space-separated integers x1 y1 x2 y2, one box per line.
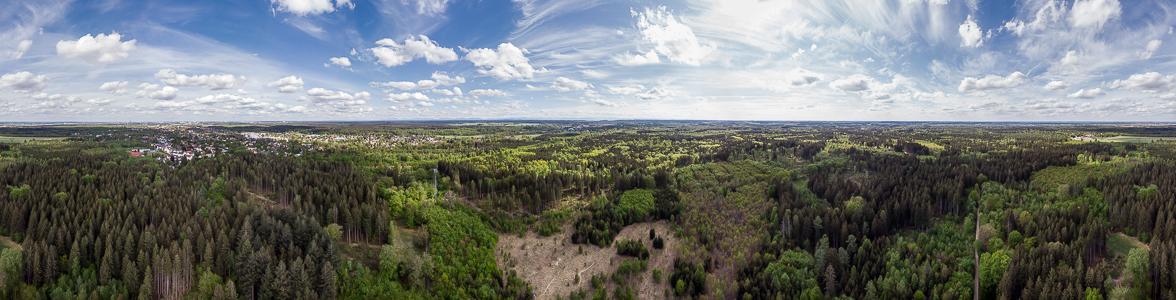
0 121 1172 300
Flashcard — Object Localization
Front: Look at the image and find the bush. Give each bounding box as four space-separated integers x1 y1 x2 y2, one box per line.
616 239 650 260
653 236 665 249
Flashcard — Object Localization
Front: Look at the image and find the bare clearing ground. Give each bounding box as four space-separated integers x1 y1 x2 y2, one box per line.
496 220 679 300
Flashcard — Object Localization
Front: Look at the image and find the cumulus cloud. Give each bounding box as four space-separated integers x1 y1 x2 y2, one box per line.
634 87 672 100
552 77 590 92
1070 0 1120 29
959 15 984 48
370 35 458 67
786 68 823 87
85 98 116 106
463 43 536 80
1067 88 1107 99
957 72 1029 92
1044 81 1070 90
7 40 32 59
271 0 354 16
417 101 435 107
593 99 622 107
0 71 50 93
608 85 645 95
1060 51 1082 66
265 76 304 93
616 50 660 66
1137 40 1162 60
155 69 247 90
372 72 465 90
30 93 63 100
1003 20 1026 36
468 89 508 97
1107 72 1176 92
831 74 872 92
386 92 430 102
327 57 351 68
56 32 136 63
633 6 716 66
432 87 462 96
98 81 129 93
149 86 179 100
300 88 371 102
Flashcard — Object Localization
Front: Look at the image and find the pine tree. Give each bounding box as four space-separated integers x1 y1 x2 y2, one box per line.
320 263 336 300
139 266 153 300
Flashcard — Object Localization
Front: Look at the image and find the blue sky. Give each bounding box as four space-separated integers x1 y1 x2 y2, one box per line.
1 0 1174 121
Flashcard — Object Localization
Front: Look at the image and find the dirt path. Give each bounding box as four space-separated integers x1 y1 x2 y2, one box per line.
496 220 679 300
974 211 980 300
0 235 21 251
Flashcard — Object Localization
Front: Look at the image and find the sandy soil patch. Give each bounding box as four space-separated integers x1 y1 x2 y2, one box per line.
496 220 680 300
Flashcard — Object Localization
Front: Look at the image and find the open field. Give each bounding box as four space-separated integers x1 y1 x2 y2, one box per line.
496 220 679 300
0 136 68 143
1097 136 1176 143
1108 232 1147 259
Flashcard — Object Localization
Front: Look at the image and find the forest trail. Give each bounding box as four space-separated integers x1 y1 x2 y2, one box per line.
974 210 980 300
0 235 21 251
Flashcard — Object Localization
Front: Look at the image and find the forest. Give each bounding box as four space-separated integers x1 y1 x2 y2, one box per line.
0 121 1173 300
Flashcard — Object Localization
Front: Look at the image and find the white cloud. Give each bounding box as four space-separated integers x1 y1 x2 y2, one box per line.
271 0 354 16
0 71 50 93
370 35 458 67
1069 0 1120 29
98 81 128 92
786 68 823 87
1067 88 1107 99
1060 51 1082 66
1003 20 1026 36
633 6 716 66
264 76 304 93
1108 72 1176 93
831 74 872 92
195 94 246 104
1044 81 1070 91
634 87 672 100
468 89 508 97
372 72 464 90
56 32 137 63
432 87 462 96
7 40 32 59
237 89 250 95
957 72 1029 92
608 85 645 95
959 15 984 48
417 101 435 107
154 69 247 90
300 88 371 102
551 77 590 92
327 57 351 67
463 43 536 80
149 86 179 100
593 99 622 107
85 98 116 106
616 50 660 66
1158 93 1176 100
30 93 63 100
1136 40 1162 60
429 72 465 85
385 92 430 102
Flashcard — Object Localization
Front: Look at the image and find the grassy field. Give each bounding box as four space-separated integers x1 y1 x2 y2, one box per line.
1097 136 1176 143
1108 232 1147 259
1032 162 1129 191
0 136 68 143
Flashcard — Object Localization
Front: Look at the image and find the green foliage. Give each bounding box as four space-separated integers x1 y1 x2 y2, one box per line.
980 249 1011 300
0 248 22 298
615 239 650 260
1127 248 1151 297
617 189 656 223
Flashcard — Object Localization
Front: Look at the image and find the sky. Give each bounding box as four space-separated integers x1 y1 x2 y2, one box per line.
0 0 1174 122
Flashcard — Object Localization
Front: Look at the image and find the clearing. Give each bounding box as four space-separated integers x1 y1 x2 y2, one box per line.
496 220 679 300
0 136 67 143
1107 232 1148 259
0 235 21 251
1096 136 1176 143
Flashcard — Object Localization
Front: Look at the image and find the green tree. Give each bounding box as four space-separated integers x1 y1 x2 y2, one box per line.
380 244 398 273
1126 248 1150 299
139 266 153 300
0 248 23 298
1084 287 1103 300
979 250 1010 300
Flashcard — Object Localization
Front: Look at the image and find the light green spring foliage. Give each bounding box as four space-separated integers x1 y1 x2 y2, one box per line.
617 188 656 221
